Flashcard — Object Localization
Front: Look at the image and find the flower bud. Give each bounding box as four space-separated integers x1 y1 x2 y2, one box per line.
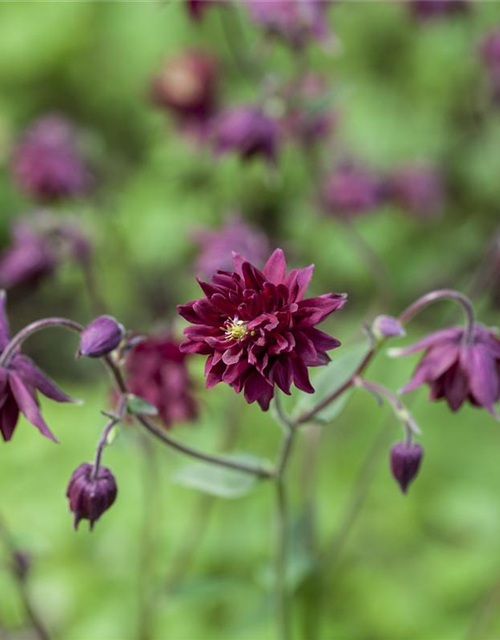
390 441 423 494
372 315 406 340
79 315 125 358
66 463 117 530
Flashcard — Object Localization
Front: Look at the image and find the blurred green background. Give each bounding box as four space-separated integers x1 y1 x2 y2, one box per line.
1 1 500 639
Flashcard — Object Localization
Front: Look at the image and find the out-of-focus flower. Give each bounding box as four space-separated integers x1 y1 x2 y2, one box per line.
178 248 346 410
479 29 500 104
390 441 423 494
211 106 279 163
0 292 77 442
125 334 198 428
151 49 219 127
66 463 117 531
385 165 444 219
281 74 336 147
192 215 270 276
395 324 500 415
246 0 333 50
320 163 383 219
406 0 469 20
0 213 92 290
79 316 125 358
10 115 92 202
186 0 215 21
372 315 406 340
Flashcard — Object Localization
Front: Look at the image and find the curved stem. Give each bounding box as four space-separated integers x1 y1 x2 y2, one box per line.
0 318 83 367
398 289 476 344
92 397 126 480
102 356 273 479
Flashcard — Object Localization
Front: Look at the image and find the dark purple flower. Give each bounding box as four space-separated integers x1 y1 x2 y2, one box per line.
246 0 333 50
0 293 77 442
211 107 279 164
125 334 198 428
151 49 218 125
390 441 423 494
320 163 383 219
10 115 92 202
178 249 347 410
79 316 125 358
385 165 444 219
407 0 469 20
186 0 215 21
193 215 270 277
66 463 117 531
396 324 500 415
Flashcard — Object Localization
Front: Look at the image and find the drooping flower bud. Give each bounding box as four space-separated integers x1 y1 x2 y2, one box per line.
66 463 117 530
390 441 423 494
79 315 125 358
372 315 406 340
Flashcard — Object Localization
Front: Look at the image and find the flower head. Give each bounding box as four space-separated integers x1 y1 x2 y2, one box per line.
396 324 500 415
10 115 92 202
178 249 346 410
211 107 279 164
385 164 444 219
246 0 333 50
193 215 270 277
390 441 423 494
66 463 117 531
79 315 125 358
320 163 383 219
124 334 198 428
151 49 218 125
0 293 77 442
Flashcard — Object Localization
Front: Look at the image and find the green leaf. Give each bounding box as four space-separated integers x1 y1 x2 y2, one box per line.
126 394 158 417
294 343 368 424
171 454 268 499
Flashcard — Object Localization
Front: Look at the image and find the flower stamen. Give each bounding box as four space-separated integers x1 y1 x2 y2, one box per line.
224 318 251 341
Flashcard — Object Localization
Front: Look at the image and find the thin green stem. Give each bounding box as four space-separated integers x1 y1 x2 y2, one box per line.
276 477 291 640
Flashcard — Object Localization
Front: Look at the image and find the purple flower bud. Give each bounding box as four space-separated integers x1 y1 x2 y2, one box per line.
10 115 92 203
79 315 125 358
320 163 383 219
390 441 423 494
151 49 218 125
211 107 279 164
66 463 117 530
372 315 406 339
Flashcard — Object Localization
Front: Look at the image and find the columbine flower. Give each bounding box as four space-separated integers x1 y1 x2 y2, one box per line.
0 293 77 442
246 0 333 50
151 49 218 127
192 215 270 277
79 316 125 358
211 107 279 164
390 441 423 494
124 334 198 428
406 0 469 20
385 165 444 219
320 163 383 219
10 115 92 202
66 463 117 531
395 324 500 415
178 249 346 410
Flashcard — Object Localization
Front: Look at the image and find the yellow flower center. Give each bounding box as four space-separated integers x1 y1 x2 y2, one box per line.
224 318 253 341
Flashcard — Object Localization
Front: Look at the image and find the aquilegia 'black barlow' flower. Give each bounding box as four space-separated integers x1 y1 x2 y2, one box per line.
66 463 117 531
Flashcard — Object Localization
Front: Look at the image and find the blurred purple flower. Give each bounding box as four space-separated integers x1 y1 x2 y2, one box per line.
0 292 77 442
10 115 92 202
396 324 500 415
151 49 219 126
193 215 270 276
479 29 500 104
320 163 383 219
125 334 198 428
407 0 469 20
211 106 279 163
67 463 117 531
385 165 444 219
186 0 216 21
178 248 346 410
390 441 423 494
246 0 333 49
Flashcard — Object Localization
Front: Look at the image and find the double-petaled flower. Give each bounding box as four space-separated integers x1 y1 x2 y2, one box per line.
0 293 76 442
396 324 500 415
178 249 346 410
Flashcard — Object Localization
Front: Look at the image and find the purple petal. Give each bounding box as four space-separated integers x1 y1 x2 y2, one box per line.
285 265 314 302
295 293 347 327
243 370 273 404
12 356 77 404
462 345 500 413
399 344 459 394
0 291 10 351
0 392 19 442
442 363 468 412
8 372 57 442
292 358 315 394
393 327 462 357
263 249 287 284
